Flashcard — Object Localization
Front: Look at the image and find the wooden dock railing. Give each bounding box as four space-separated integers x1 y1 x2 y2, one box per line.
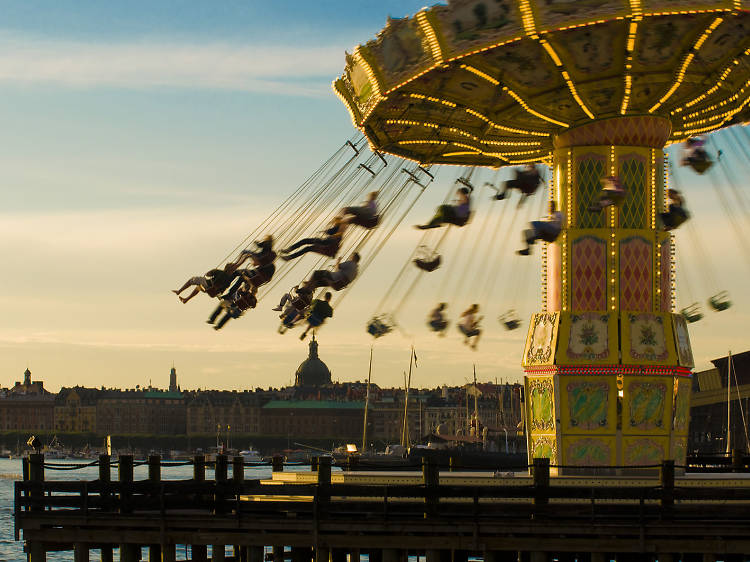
14 454 750 561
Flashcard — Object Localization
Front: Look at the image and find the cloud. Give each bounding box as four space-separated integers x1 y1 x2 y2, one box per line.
0 33 345 96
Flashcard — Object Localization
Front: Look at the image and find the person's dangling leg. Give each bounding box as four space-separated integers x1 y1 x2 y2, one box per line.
180 287 201 303
418 205 451 229
207 304 224 324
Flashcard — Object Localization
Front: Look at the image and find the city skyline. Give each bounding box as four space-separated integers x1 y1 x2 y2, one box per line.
3 1 749 393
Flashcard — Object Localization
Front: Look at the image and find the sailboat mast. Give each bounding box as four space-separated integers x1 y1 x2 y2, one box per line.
401 347 414 448
362 346 373 453
726 350 732 454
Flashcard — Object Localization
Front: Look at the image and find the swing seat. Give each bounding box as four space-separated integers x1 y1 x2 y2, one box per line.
367 317 393 338
352 214 380 229
414 255 441 272
331 276 353 291
499 311 521 330
709 292 731 311
447 213 471 227
681 303 703 323
685 157 713 174
428 319 448 332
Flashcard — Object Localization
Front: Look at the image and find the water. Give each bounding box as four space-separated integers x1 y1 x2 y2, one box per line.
0 457 312 561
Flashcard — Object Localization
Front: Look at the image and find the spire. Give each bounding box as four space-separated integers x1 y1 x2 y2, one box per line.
309 335 319 359
169 366 178 392
23 368 31 386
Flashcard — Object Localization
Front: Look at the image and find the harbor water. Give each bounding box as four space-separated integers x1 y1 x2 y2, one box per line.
0 457 308 561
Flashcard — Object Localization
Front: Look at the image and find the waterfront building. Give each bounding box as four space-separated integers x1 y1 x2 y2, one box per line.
96 388 185 436
0 369 54 432
689 350 750 454
55 387 98 433
185 390 262 436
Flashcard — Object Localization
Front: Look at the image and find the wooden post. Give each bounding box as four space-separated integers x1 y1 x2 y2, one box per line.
330 549 346 562
315 547 330 562
273 545 285 562
532 457 550 507
28 453 44 512
347 455 359 472
194 454 206 482
193 545 209 562
74 543 90 562
660 459 675 509
215 454 228 516
317 455 331 507
147 455 161 561
212 544 226 561
192 455 208 562
28 453 45 562
118 455 134 514
311 456 319 472
249 546 264 562
117 455 136 561
422 457 439 518
119 544 140 562
272 455 284 473
233 455 244 482
161 544 176 562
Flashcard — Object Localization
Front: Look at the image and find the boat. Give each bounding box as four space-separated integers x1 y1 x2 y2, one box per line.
239 447 263 463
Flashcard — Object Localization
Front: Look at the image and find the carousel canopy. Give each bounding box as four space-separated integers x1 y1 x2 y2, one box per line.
334 0 750 166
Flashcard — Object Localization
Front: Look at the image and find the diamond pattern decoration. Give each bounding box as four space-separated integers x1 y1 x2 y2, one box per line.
619 157 647 229
572 236 606 311
660 238 671 312
620 236 652 312
576 157 606 228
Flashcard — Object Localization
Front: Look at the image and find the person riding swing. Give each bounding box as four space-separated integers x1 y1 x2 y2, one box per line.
458 304 482 349
659 189 690 231
517 200 564 256
281 222 347 261
416 186 472 229
588 176 626 213
428 303 449 335
494 164 542 207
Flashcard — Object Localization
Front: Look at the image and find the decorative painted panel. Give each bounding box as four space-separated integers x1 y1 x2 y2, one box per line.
362 17 432 91
672 436 688 466
673 314 694 368
523 313 559 367
562 436 615 467
575 156 606 228
626 380 667 431
557 312 618 364
659 236 671 312
618 155 647 229
562 378 615 433
530 434 557 463
571 235 607 311
619 236 652 312
622 436 668 466
621 312 677 365
673 377 691 434
528 378 555 432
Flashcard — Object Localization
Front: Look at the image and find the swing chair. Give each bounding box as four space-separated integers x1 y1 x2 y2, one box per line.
413 245 442 272
499 310 521 330
367 315 394 338
708 291 731 312
589 176 626 212
682 138 713 174
680 303 703 323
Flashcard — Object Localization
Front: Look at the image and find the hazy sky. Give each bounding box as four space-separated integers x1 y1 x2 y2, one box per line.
2 1 749 393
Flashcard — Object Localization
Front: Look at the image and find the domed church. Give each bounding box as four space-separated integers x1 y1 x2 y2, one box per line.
294 336 332 387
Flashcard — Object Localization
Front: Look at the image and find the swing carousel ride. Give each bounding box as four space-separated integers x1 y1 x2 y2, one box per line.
176 0 750 469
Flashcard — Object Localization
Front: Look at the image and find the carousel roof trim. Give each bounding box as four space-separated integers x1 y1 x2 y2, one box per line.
334 1 750 165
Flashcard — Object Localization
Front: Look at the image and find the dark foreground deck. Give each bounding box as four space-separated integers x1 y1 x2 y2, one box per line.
14 454 750 562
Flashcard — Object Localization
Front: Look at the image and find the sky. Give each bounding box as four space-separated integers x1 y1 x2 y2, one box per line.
2 1 749 393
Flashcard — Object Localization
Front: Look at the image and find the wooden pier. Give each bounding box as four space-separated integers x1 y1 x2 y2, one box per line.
14 454 750 562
